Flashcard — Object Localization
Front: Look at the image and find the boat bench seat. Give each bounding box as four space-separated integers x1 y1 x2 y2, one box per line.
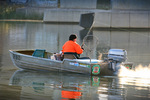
63 54 77 59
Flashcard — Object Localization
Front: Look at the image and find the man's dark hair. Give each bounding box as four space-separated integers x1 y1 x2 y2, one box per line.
69 34 77 41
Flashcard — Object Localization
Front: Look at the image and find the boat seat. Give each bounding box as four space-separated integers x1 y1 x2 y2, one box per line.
64 54 77 59
32 49 45 58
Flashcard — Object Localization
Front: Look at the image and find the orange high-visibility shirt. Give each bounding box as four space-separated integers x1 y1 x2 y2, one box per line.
62 41 83 54
61 90 82 99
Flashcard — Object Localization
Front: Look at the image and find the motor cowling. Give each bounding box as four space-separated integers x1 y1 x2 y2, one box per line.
108 49 127 62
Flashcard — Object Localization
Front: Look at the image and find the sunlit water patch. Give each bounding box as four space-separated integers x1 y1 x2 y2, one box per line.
118 65 150 87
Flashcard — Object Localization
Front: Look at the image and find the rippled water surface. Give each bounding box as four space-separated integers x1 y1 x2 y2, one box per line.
0 21 150 100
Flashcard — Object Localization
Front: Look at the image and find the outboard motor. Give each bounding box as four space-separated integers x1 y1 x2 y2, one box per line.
107 49 127 71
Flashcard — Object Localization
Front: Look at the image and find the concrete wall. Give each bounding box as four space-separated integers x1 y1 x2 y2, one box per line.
44 9 93 23
27 0 97 9
60 0 97 9
25 0 97 9
27 0 58 7
10 0 150 10
94 10 150 28
44 9 150 28
112 0 150 10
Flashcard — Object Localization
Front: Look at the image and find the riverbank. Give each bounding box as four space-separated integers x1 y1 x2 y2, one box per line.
0 3 43 20
0 19 43 22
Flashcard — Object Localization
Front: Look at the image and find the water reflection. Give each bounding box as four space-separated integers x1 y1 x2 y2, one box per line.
93 29 150 66
8 70 150 100
0 23 3 68
9 70 102 100
118 77 150 100
10 70 138 100
0 31 2 68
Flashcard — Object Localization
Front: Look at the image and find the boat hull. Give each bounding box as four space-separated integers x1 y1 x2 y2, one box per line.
9 50 116 75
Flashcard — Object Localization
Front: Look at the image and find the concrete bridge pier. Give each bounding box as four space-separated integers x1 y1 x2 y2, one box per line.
44 9 150 28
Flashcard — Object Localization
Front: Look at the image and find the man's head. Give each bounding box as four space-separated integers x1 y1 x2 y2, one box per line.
69 34 77 42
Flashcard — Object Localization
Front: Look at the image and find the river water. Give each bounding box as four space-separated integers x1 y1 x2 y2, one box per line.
0 21 150 100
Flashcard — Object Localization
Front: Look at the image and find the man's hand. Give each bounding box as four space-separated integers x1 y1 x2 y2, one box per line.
81 44 84 50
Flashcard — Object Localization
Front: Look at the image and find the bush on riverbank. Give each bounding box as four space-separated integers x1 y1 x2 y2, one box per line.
0 3 43 20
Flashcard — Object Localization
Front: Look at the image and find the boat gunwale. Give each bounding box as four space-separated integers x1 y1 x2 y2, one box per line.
9 50 96 65
9 50 63 63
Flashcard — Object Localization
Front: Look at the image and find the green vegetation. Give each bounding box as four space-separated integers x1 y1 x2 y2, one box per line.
0 3 43 20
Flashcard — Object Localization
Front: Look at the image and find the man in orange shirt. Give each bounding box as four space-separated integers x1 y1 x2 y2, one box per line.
62 34 84 59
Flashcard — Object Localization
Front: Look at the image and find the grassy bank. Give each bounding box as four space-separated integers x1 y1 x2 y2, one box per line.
0 3 43 20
